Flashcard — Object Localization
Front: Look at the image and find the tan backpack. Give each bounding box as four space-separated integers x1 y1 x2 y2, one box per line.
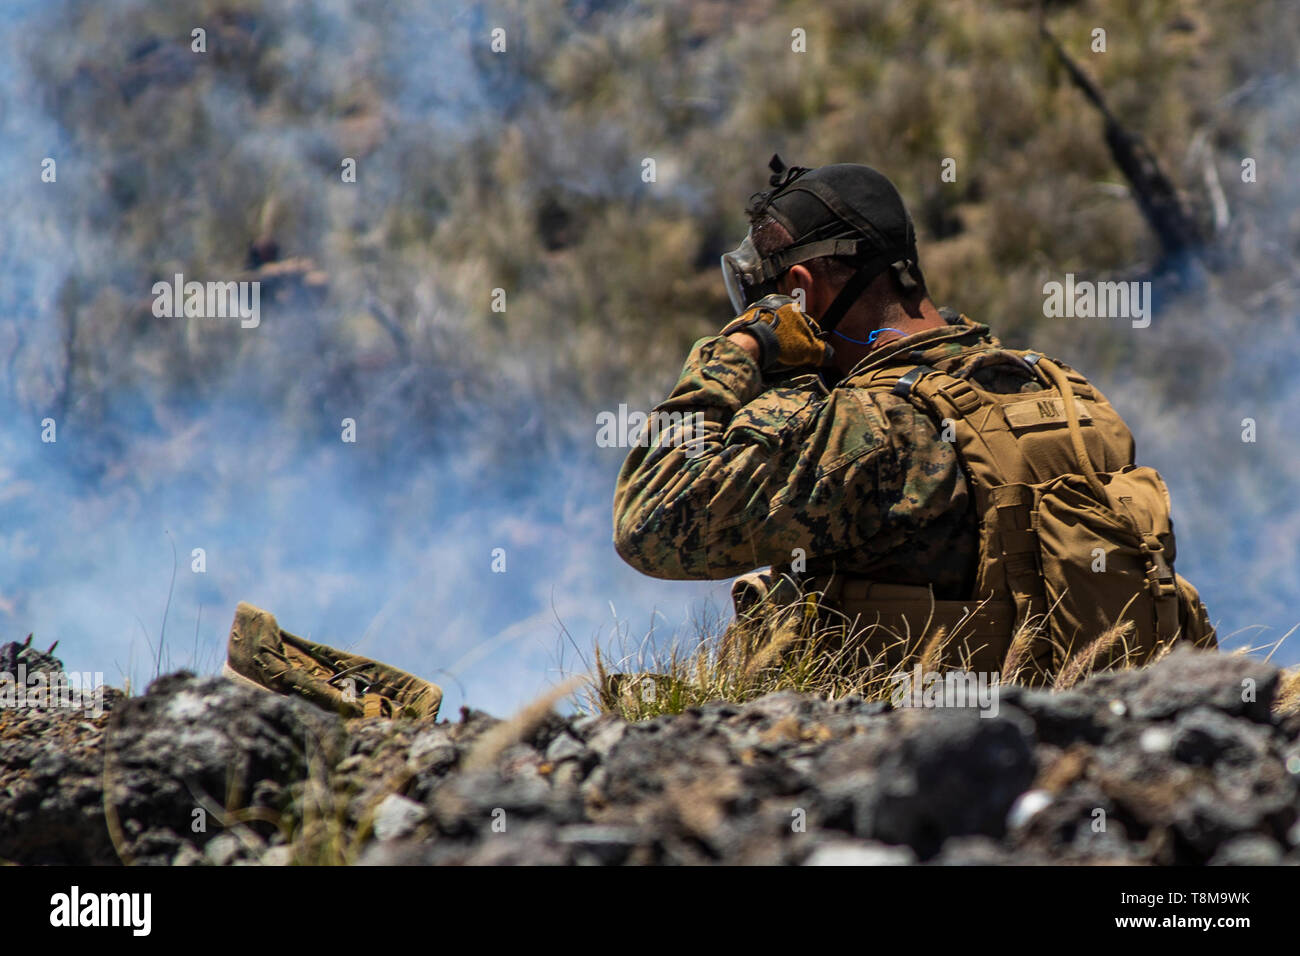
807 345 1217 682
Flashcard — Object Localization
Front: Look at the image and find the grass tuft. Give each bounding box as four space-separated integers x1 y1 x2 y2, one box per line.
587 596 1298 721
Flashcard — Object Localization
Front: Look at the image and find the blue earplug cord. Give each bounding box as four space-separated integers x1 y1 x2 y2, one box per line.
831 327 903 346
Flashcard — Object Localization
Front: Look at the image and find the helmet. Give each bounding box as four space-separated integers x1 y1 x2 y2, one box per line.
720 155 924 331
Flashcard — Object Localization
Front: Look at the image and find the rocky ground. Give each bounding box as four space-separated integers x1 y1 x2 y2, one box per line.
1 644 1298 865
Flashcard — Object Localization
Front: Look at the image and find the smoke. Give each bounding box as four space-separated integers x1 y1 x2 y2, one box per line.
0 0 723 717
1072 75 1300 660
0 0 1296 726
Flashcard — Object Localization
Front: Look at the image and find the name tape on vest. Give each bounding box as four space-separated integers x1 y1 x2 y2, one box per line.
1003 397 1093 430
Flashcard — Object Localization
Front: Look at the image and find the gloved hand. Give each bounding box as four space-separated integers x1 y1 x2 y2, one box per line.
720 294 833 374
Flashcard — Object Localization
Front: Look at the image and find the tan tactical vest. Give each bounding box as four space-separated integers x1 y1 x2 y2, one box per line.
739 342 1217 683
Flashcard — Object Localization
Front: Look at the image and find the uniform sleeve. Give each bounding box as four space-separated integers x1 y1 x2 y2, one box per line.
611 335 966 579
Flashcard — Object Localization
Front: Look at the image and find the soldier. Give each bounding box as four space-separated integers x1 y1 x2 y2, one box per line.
613 157 1214 682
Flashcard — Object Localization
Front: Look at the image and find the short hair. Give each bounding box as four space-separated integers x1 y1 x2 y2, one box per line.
747 213 857 288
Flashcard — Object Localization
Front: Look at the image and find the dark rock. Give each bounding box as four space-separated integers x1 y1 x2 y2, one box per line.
102 676 347 864
0 638 65 677
1009 781 1141 862
995 684 1122 746
1171 707 1271 767
846 709 1037 858
1078 647 1278 723
3 647 1297 866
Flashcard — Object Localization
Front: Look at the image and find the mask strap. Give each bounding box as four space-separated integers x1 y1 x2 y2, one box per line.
815 255 919 334
815 260 885 334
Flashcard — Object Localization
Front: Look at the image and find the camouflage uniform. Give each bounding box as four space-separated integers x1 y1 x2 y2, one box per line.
613 312 1043 598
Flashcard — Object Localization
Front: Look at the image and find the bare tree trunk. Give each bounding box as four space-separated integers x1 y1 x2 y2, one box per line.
1040 23 1207 267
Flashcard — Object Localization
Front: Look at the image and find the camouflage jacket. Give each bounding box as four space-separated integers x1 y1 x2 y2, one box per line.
612 313 1048 599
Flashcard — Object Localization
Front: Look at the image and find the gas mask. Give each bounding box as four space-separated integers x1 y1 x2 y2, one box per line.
720 227 912 336
720 230 779 315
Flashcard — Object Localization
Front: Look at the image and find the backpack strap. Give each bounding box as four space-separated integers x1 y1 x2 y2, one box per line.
1035 356 1106 499
849 355 1056 671
836 346 1185 678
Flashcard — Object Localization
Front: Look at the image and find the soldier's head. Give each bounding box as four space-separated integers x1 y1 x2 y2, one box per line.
723 158 933 348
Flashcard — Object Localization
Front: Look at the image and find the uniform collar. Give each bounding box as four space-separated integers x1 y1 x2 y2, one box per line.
840 312 992 380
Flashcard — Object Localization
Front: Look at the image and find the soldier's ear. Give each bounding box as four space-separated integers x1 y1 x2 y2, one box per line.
783 264 814 302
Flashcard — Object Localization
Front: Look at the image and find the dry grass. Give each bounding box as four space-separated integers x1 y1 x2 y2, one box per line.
588 595 1297 722
1276 669 1300 716
462 676 585 772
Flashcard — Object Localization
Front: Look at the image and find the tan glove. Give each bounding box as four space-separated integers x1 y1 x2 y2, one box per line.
720 294 833 374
